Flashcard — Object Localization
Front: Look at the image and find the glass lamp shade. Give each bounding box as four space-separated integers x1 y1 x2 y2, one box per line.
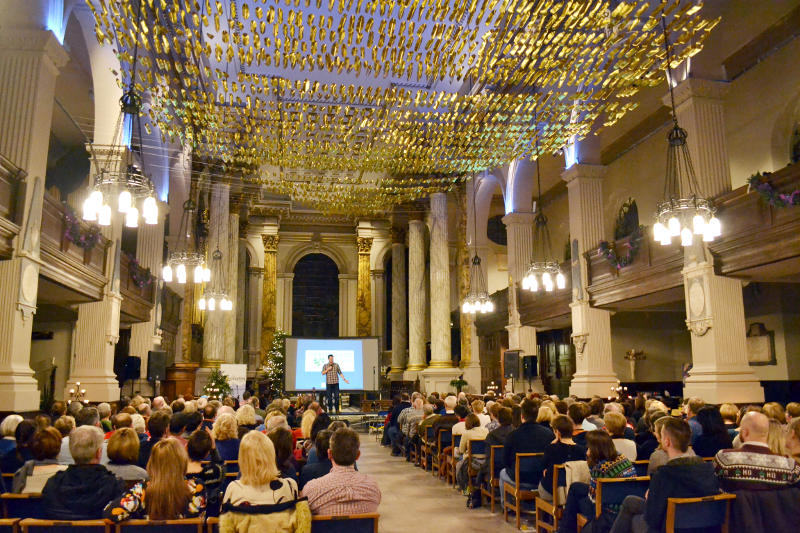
176 264 187 284
556 271 566 290
709 217 721 237
680 227 693 247
193 265 204 283
125 206 139 228
162 264 173 282
203 266 211 282
142 196 157 223
98 204 112 226
118 190 132 213
668 217 681 236
692 214 706 235
207 297 216 311
198 297 206 310
82 197 97 221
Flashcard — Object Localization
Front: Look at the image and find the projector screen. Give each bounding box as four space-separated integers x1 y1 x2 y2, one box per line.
284 337 380 391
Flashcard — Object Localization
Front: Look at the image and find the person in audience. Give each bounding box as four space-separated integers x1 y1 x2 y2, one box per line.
54 415 75 464
684 397 705 444
137 403 151 419
269 426 299 481
130 413 147 445
485 403 501 432
105 428 148 482
182 411 204 440
486 407 514 447
220 431 308 531
499 399 554 505
299 430 333 491
457 414 488 460
104 437 205 522
106 412 132 440
186 428 225 517
719 403 739 439
98 403 113 433
605 412 637 460
557 430 636 533
568 403 590 447
212 413 240 462
0 419 36 474
692 406 732 458
417 404 439 446
50 401 67 421
399 398 425 460
538 415 586 502
450 404 471 438
138 410 169 468
151 396 166 411
387 393 412 456
42 425 124 519
303 428 381 515
537 405 556 428
586 399 605 429
12 427 66 493
298 409 316 441
169 412 188 446
202 403 217 431
647 416 694 474
0 415 23 456
786 402 800 424
767 419 788 456
609 418 720 533
714 411 800 491
762 402 787 424
472 400 490 427
431 395 460 455
786 418 800 461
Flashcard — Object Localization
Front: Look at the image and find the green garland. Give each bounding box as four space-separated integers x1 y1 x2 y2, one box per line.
263 329 287 396
598 225 645 270
748 171 800 208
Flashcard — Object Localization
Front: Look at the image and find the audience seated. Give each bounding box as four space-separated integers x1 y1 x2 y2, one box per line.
212 413 240 462
0 420 36 474
104 437 205 522
12 427 66 493
692 406 733 458
786 418 800 461
605 412 637 460
185 428 225 517
269 426 299 481
0 415 22 457
137 411 169 468
42 425 124 520
499 399 553 505
299 430 333 490
538 415 586 502
97 403 113 433
105 428 148 482
399 398 425 460
303 428 381 515
636 412 667 464
684 397 705 445
720 403 739 439
387 394 412 456
568 404 590 447
431 395 459 441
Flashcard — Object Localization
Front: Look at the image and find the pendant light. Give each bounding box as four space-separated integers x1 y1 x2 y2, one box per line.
461 177 494 314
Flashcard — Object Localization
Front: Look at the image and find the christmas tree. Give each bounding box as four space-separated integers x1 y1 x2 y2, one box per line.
203 368 232 400
263 329 287 396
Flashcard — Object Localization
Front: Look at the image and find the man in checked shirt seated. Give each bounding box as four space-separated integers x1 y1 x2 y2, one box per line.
302 427 381 516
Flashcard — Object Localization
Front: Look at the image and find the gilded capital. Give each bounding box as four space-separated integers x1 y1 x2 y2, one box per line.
262 234 280 252
357 236 373 254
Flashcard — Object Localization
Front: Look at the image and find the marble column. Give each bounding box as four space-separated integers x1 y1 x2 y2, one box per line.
276 272 294 335
0 29 67 410
201 183 229 368
459 183 482 393
563 164 619 397
261 234 279 367
668 78 763 403
389 228 408 380
405 218 427 381
223 203 240 363
356 237 373 336
246 266 264 371
422 192 460 392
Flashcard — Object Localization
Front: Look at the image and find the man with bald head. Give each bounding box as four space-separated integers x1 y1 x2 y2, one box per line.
714 411 800 491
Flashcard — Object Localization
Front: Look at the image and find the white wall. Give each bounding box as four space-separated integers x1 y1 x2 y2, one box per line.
610 312 691 383
30 321 73 402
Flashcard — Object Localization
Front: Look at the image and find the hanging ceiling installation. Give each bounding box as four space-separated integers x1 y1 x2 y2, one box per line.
90 0 716 214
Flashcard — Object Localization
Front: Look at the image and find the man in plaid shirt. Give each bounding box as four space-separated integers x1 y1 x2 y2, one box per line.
321 354 349 413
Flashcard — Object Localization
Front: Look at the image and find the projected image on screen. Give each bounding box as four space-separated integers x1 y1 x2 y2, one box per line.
285 338 379 391
304 350 354 373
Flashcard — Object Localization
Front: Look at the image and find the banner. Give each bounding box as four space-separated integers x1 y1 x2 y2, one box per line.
219 364 248 401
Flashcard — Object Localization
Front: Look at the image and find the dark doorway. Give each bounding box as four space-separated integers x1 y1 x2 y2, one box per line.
537 329 575 398
292 254 339 338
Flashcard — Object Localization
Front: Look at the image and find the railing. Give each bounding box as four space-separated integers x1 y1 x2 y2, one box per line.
0 154 24 259
119 252 156 323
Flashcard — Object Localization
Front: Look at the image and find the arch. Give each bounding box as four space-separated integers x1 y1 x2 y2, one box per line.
504 157 537 215
292 254 339 338
372 239 392 271
472 172 504 247
282 242 353 275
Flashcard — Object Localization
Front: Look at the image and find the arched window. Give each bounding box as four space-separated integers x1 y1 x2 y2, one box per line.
292 254 339 338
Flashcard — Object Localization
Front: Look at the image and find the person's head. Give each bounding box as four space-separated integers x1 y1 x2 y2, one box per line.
551 415 574 441
686 397 705 418
30 427 62 461
14 420 37 451
554 400 568 415
239 430 280 486
434 399 445 412
568 403 586 426
328 354 334 363
585 430 618 467
786 418 800 458
187 429 214 462
50 401 67 419
112 413 132 431
54 415 75 438
454 404 469 419
145 438 191 521
1 414 23 438
652 415 671 444
212 413 238 441
329 427 360 467
170 399 185 413
301 409 317 438
604 402 624 415
412 398 424 409
131 414 146 435
520 399 539 423
660 418 691 456
75 407 100 428
719 403 738 424
266 415 289 433
511 405 522 428
34 414 51 430
604 412 627 438
786 402 800 423
97 402 111 420
762 402 786 424
310 413 332 442
464 414 481 431
695 406 727 437
767 419 787 455
108 427 140 465
69 425 104 465
738 411 770 444
471 399 485 415
137 403 152 418
147 411 170 441
169 412 187 436
152 396 166 410
497 407 512 427
444 395 457 412
537 406 554 425
328 420 347 433
315 429 332 461
203 404 217 421
184 411 203 433
267 427 294 468
588 399 604 416
236 404 257 427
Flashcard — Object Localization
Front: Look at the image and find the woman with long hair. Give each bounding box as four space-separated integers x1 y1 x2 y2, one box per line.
693 407 733 458
213 413 240 462
104 437 205 522
268 427 299 481
236 404 257 440
0 420 36 475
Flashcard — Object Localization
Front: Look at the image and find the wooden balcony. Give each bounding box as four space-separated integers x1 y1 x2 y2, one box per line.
518 262 572 329
0 154 24 259
710 163 800 282
474 288 509 337
585 231 685 310
38 192 110 306
120 253 157 323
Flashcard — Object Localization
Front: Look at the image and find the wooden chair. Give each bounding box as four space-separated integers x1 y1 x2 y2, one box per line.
534 464 566 533
116 518 204 533
466 439 487 493
431 430 451 478
311 513 379 533
419 426 435 470
0 474 14 493
0 494 45 520
665 494 735 533
0 519 18 533
480 445 504 513
204 517 218 533
633 460 649 477
444 434 462 485
593 477 650 520
19 519 111 533
222 460 239 474
502 452 544 530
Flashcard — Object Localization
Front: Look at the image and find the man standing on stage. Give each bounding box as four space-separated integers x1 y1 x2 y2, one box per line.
322 354 349 414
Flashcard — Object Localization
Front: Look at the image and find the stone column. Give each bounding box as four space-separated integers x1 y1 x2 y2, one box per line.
0 29 67 410
276 272 293 334
261 234 279 366
339 274 358 336
422 192 460 392
223 202 240 363
246 266 264 370
563 164 619 397
405 218 427 381
389 228 408 380
356 237 373 336
459 183 482 393
370 269 385 340
668 78 763 403
235 235 247 364
201 183 229 368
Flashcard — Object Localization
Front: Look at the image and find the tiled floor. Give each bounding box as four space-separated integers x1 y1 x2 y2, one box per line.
358 436 527 532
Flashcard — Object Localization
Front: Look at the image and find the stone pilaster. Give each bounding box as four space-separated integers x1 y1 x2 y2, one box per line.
356 236 373 337
389 228 407 380
235 235 247 364
246 266 264 371
261 234 279 367
563 164 618 397
223 205 240 363
404 218 427 382
339 274 358 336
276 272 293 334
201 183 230 367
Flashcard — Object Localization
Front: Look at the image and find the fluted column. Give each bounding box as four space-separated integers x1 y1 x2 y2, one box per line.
458 183 481 392
389 228 407 380
356 237 373 336
563 164 618 397
223 203 240 363
202 183 230 366
667 78 763 403
261 234 279 365
235 233 247 364
405 218 427 381
246 266 264 370
0 29 68 410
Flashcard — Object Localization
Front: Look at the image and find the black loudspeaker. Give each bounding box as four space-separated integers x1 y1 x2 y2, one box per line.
114 355 141 385
522 355 538 379
147 351 167 381
503 350 521 379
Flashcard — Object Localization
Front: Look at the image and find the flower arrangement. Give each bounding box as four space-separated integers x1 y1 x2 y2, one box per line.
63 205 101 250
748 172 800 208
126 254 154 289
598 225 645 270
450 376 468 393
203 368 232 400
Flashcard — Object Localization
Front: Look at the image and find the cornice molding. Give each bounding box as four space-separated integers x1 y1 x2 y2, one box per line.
561 163 607 184
0 30 69 70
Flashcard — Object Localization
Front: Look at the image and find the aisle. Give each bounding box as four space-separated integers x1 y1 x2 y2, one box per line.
357 436 523 532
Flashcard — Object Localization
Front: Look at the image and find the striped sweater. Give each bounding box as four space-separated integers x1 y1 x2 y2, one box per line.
589 455 636 514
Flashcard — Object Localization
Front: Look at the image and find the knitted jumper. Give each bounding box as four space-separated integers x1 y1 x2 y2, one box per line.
589 455 636 514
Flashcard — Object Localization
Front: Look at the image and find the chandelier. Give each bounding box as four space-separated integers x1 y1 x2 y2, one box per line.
161 198 209 284
462 177 494 314
197 249 232 312
652 13 720 247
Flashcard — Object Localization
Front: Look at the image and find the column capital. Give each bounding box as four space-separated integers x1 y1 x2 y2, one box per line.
357 236 373 254
391 226 406 244
561 163 607 185
501 211 535 226
0 29 69 71
247 266 264 277
261 234 279 252
663 78 729 109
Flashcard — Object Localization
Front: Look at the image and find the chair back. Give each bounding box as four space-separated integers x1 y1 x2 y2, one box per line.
489 445 504 477
468 439 486 457
205 517 218 533
0 474 13 493
223 461 239 474
438 429 452 449
116 518 204 533
311 513 379 533
425 426 434 443
514 453 544 487
595 477 650 518
18 518 110 533
552 464 567 505
1 493 45 519
665 494 735 533
0 519 17 533
633 460 649 477
452 434 462 450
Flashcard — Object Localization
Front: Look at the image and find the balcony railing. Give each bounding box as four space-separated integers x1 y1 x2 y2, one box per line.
0 154 24 259
120 252 157 323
